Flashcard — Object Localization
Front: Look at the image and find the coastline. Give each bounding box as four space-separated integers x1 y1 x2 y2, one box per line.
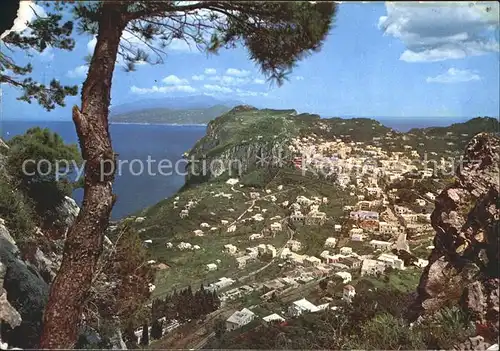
109 122 208 126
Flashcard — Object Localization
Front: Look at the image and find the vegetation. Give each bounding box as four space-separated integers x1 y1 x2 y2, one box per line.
208 290 474 350
0 174 36 242
150 285 221 324
5 127 82 230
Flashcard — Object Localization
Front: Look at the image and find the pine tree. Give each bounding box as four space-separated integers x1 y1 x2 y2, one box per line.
213 291 221 311
150 319 163 340
5 2 338 348
1 1 78 110
122 321 138 349
139 322 149 346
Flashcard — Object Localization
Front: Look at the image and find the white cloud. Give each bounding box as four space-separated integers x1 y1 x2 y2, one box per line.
295 76 305 81
204 68 217 75
130 85 197 94
379 2 500 62
253 78 266 85
235 88 269 97
208 75 250 86
162 75 189 85
225 68 251 77
203 84 233 93
67 65 89 79
192 75 205 81
426 68 481 83
1 1 46 39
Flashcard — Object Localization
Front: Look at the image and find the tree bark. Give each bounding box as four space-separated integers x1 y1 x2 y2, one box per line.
40 4 126 349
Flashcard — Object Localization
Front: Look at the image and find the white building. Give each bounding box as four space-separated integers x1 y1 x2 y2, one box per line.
334 224 342 232
304 256 322 267
223 244 238 255
206 263 218 271
193 229 204 236
415 199 426 207
335 271 352 284
236 256 251 269
208 277 236 291
270 222 282 232
361 259 386 276
378 222 400 235
324 237 337 249
415 258 429 268
369 240 392 251
378 253 404 270
226 308 256 331
263 313 285 323
287 240 302 252
288 298 319 317
394 205 412 215
266 244 277 258
246 247 259 259
425 192 436 201
249 233 263 241
227 225 237 233
339 247 353 255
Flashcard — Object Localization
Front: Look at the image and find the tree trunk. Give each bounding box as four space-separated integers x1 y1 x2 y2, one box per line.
40 5 126 349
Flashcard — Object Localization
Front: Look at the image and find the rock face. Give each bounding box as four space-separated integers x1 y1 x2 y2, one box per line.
185 106 295 185
0 261 22 335
55 196 80 235
0 236 50 349
412 133 499 343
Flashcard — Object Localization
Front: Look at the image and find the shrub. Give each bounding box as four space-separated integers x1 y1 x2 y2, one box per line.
0 175 36 242
6 127 82 227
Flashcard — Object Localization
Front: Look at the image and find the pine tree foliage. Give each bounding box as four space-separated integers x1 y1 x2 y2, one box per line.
1 1 78 110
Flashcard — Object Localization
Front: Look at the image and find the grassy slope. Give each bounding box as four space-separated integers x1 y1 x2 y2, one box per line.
131 167 355 297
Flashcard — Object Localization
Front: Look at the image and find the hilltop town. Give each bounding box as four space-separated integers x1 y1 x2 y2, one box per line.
116 108 498 349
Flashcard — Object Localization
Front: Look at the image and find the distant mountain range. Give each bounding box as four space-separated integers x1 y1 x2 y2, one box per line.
110 95 243 115
109 95 245 124
110 105 232 125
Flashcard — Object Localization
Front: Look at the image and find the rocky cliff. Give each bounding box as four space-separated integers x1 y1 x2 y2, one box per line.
0 196 128 349
185 106 298 185
412 132 499 345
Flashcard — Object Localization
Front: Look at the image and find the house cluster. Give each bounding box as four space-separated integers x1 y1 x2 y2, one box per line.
287 195 328 226
222 243 279 269
225 287 357 331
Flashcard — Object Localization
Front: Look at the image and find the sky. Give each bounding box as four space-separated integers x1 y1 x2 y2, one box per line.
0 1 499 121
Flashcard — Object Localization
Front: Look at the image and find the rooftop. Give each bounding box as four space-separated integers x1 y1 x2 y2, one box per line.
292 298 319 312
262 313 285 323
227 308 255 325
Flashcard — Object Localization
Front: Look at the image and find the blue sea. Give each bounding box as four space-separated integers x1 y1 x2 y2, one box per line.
0 121 206 220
